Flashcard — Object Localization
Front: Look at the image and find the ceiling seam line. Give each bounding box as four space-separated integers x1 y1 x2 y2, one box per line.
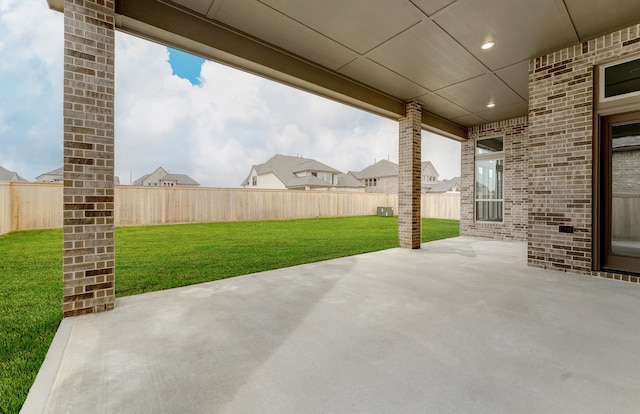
360 57 434 93
254 0 363 56
359 20 423 57
560 0 580 41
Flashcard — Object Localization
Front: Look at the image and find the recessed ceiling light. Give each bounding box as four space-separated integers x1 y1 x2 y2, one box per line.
487 103 496 108
481 41 495 50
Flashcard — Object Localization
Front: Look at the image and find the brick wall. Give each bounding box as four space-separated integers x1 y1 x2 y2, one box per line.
528 23 640 282
62 0 116 317
612 149 640 194
398 101 422 248
461 117 528 241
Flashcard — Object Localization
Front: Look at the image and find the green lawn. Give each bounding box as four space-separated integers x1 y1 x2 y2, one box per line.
0 216 459 413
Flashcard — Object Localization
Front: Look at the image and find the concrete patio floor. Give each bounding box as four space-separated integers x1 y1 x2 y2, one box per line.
22 237 640 414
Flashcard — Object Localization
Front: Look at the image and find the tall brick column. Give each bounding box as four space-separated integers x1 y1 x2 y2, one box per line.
398 101 422 249
62 0 116 317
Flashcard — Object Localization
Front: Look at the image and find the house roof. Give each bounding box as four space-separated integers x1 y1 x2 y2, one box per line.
51 0 640 138
35 167 63 181
132 174 150 186
421 161 438 177
162 173 200 186
336 173 366 188
0 166 28 182
243 154 362 189
134 167 199 186
351 159 398 180
426 177 461 193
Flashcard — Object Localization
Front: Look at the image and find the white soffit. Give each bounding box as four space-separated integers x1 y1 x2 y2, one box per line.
410 0 457 17
495 61 530 100
338 58 429 100
366 20 487 91
564 0 640 40
437 74 524 114
433 0 579 71
258 0 423 54
417 93 473 120
213 0 358 71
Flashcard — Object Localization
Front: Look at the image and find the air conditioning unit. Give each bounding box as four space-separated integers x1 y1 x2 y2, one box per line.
377 207 393 217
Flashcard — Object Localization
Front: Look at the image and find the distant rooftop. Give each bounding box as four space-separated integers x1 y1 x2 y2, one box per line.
0 166 28 182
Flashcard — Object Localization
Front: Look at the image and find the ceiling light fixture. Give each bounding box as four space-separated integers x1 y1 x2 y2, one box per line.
487 103 496 108
481 41 495 50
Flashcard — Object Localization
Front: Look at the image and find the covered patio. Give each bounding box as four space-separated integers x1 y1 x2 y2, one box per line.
22 237 640 413
25 0 640 410
44 0 640 317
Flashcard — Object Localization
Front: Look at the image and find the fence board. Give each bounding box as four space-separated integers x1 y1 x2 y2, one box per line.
612 195 640 240
5 183 459 231
0 183 10 235
421 193 460 220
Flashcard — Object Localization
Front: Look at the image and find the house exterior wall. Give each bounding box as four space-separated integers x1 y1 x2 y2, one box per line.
36 173 63 183
363 176 398 194
421 163 439 183
142 168 168 186
461 117 528 241
528 22 640 282
252 173 287 189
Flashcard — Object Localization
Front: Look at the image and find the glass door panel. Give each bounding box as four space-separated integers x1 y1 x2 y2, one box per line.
602 112 640 273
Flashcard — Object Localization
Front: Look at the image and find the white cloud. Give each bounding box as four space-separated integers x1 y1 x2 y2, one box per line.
1 0 460 186
0 0 62 180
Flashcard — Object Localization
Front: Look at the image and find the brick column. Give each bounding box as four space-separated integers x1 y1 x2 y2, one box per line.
62 0 116 317
398 101 422 249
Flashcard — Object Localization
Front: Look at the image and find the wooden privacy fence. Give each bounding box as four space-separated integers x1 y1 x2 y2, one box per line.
0 183 10 235
0 182 460 234
612 195 640 241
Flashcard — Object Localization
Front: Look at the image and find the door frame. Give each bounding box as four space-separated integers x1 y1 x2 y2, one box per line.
595 110 640 274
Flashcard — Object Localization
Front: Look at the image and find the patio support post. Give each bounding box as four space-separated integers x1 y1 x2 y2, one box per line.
398 100 422 249
62 0 116 317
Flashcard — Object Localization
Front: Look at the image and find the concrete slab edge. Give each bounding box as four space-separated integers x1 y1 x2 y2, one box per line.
20 318 75 414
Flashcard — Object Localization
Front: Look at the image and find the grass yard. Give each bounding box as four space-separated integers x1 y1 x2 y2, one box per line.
0 216 459 413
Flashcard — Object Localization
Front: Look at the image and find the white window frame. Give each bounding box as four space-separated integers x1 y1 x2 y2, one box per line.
475 136 504 223
598 54 640 104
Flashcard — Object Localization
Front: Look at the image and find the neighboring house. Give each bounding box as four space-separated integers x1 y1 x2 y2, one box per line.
425 177 461 193
134 167 199 187
35 167 64 183
349 159 398 194
241 154 365 192
421 161 439 188
0 166 28 182
350 159 441 194
36 167 120 184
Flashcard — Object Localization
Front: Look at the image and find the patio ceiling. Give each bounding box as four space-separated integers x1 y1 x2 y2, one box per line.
49 0 640 139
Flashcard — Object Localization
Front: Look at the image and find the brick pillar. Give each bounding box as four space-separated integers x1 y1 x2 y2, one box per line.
62 0 116 317
398 101 422 249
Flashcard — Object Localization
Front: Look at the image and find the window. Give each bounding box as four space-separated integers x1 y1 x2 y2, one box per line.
599 55 640 102
475 137 504 222
252 176 257 186
310 171 332 184
365 178 377 187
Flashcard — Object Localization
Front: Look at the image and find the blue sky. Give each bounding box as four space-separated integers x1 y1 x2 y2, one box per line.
168 49 205 86
0 0 460 187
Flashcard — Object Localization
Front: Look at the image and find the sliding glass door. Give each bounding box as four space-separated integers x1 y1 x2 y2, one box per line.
600 111 640 274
